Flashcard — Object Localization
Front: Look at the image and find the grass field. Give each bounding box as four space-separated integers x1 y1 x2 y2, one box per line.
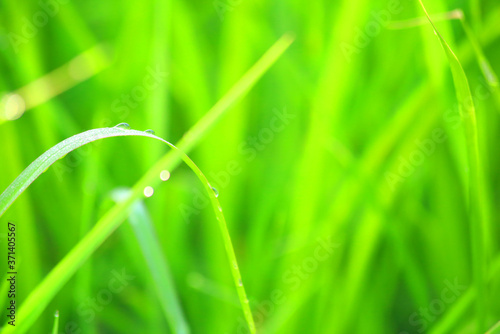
1 0 500 333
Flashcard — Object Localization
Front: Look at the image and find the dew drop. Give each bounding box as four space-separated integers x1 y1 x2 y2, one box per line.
211 187 219 198
218 206 222 212
160 170 170 181
143 186 154 197
238 279 243 286
54 310 59 318
145 129 155 135
233 262 238 270
114 122 130 130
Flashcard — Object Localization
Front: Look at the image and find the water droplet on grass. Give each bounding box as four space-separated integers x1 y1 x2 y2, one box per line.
160 170 170 181
145 129 155 135
114 122 130 130
238 279 243 286
211 187 219 197
143 186 154 197
54 310 59 317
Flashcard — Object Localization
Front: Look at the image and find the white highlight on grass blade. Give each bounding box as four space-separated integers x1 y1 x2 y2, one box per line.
143 186 154 197
160 170 171 181
0 93 26 121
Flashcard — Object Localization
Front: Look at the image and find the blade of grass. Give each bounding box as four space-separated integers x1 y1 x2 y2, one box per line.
314 18 500 323
387 10 464 29
110 188 189 334
0 30 293 216
429 255 500 333
146 0 170 161
388 10 499 88
0 44 111 125
0 128 148 216
312 9 500 331
486 321 500 334
418 1 488 332
51 311 59 334
0 127 254 333
457 11 498 87
469 0 481 31
0 34 293 334
175 33 294 152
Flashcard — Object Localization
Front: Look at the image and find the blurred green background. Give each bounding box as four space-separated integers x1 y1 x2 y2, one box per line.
1 0 500 333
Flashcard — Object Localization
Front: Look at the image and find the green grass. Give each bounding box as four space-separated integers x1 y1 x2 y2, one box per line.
0 127 256 333
51 310 59 334
0 0 500 333
418 0 489 330
111 187 189 333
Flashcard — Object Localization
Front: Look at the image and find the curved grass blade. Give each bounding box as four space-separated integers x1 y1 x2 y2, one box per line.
111 188 189 334
418 1 488 332
0 127 255 334
0 128 144 216
388 10 498 87
0 34 293 334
